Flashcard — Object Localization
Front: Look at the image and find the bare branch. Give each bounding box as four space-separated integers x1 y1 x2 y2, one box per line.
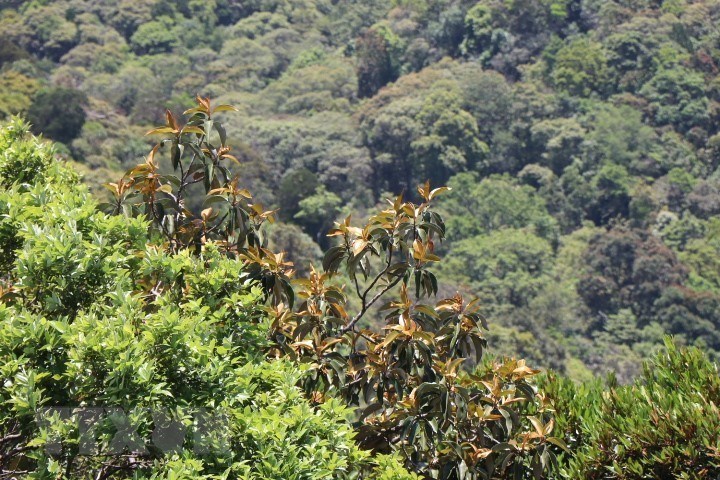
342 275 402 334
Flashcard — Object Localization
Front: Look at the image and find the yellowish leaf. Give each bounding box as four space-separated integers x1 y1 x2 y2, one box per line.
213 104 239 113
181 126 205 135
183 106 205 115
351 239 368 256
528 416 544 436
429 186 451 200
145 127 176 135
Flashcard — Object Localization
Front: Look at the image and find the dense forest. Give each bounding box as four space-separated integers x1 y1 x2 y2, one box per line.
2 0 720 478
4 0 720 381
3 0 720 380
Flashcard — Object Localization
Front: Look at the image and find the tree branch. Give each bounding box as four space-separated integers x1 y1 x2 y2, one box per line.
342 240 397 334
342 275 402 334
360 244 393 307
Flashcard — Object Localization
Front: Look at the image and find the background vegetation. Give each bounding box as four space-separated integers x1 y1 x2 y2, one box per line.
4 0 720 381
3 0 720 380
2 103 719 480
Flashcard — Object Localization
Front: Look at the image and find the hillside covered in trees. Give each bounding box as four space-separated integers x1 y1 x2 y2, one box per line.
4 0 720 380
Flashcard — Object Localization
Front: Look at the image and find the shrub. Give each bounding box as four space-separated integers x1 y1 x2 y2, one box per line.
0 117 55 187
545 339 720 478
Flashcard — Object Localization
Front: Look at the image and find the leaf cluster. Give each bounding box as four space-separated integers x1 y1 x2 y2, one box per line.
544 339 720 478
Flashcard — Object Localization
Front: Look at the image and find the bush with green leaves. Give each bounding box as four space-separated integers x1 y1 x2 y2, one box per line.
544 339 720 478
0 117 55 187
0 118 416 479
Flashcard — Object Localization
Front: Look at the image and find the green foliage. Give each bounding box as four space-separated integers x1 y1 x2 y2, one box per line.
413 82 488 184
130 17 180 55
680 220 720 293
460 0 579 76
277 168 319 220
359 68 487 192
19 2 79 60
439 173 558 241
530 117 586 174
640 66 710 132
356 28 398 98
442 228 554 312
0 37 29 67
0 117 54 187
582 104 657 174
294 184 342 243
369 454 422 480
546 339 720 478
461 3 493 56
587 163 632 224
231 112 371 206
0 70 39 119
552 37 609 97
265 56 356 114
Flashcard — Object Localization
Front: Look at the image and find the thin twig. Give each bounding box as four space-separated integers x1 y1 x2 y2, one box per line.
342 275 402 334
342 240 397 333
